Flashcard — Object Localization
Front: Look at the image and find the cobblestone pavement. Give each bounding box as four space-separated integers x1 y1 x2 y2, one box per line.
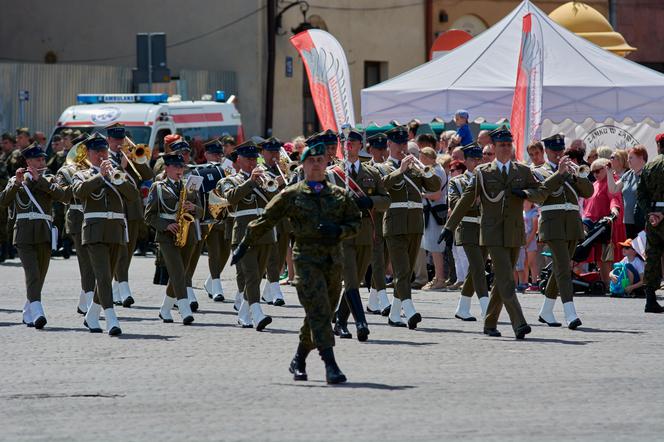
1 254 663 441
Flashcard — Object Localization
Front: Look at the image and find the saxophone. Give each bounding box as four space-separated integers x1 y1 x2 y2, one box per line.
174 180 195 248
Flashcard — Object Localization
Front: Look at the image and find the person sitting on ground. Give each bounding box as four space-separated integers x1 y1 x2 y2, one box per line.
610 238 645 298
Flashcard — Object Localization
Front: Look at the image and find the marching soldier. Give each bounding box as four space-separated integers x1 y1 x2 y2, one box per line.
0 133 13 262
637 133 664 314
145 152 203 325
532 134 593 329
365 133 392 316
447 143 490 321
320 129 341 166
0 143 67 328
440 127 549 339
72 133 137 336
231 142 361 384
219 140 277 330
329 129 390 341
55 135 96 315
106 124 154 307
198 139 231 302
382 126 441 329
259 136 289 306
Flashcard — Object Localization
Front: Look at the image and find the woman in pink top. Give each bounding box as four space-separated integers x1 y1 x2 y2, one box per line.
583 158 626 286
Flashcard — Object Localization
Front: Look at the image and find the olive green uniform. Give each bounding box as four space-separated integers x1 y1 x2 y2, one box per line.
533 162 593 303
449 171 489 301
636 153 664 309
220 171 278 306
368 160 390 295
382 157 441 325
446 160 550 335
264 164 291 288
0 174 67 302
242 180 361 350
72 168 136 309
144 178 203 301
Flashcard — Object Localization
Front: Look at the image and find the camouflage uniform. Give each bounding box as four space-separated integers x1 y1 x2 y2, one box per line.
242 180 361 350
636 152 664 312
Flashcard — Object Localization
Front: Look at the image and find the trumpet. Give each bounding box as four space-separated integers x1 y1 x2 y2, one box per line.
254 165 279 193
100 159 127 185
409 156 434 178
568 162 590 178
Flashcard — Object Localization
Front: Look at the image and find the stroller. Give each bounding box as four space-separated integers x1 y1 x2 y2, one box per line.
538 213 616 296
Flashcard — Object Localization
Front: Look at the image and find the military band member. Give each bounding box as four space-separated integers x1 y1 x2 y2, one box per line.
381 126 441 329
198 139 231 302
533 134 593 329
365 133 392 316
329 128 390 341
441 127 549 339
220 140 277 330
145 152 203 325
231 142 361 384
259 136 289 306
319 129 340 166
637 133 664 314
55 135 96 315
72 133 137 336
106 123 154 307
0 143 67 328
448 143 490 321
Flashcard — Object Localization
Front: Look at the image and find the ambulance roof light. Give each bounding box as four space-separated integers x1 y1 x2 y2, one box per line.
76 93 168 104
214 90 226 102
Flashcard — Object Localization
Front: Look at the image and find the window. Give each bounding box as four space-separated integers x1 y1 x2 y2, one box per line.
364 61 388 88
302 71 320 136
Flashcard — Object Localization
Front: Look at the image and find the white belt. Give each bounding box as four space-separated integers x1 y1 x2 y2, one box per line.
159 213 177 220
461 216 480 224
69 204 83 212
231 208 264 218
84 212 126 220
389 201 423 210
540 203 579 212
655 202 664 208
16 212 53 221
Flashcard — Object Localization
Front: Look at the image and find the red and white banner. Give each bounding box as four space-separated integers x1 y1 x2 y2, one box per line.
510 13 543 161
291 29 355 157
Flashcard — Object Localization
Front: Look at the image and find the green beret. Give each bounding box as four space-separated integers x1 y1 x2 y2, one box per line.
300 142 326 162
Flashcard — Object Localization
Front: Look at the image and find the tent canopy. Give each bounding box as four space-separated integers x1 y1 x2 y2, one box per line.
361 0 664 126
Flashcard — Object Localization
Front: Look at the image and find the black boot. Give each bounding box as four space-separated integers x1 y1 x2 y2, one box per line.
319 347 347 384
333 312 352 339
289 344 310 381
0 242 7 263
645 287 664 313
344 289 370 342
61 237 72 259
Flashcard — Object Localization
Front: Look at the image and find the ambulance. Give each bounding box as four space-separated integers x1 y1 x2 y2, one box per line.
50 91 244 163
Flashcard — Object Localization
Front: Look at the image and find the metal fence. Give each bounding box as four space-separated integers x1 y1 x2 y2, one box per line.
0 62 238 136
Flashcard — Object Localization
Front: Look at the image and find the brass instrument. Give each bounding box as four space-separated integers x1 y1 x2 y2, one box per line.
410 156 435 178
65 143 91 168
207 189 230 220
278 147 299 176
255 165 279 193
109 167 127 185
23 167 50 181
174 179 195 248
568 162 590 179
123 137 151 165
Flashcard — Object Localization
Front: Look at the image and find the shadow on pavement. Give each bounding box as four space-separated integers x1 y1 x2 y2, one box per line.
514 337 595 345
125 305 159 311
366 339 437 346
0 321 21 327
414 327 481 335
575 327 644 334
261 328 298 335
117 316 160 322
0 308 22 313
275 381 417 391
189 322 235 329
41 326 89 333
117 333 178 341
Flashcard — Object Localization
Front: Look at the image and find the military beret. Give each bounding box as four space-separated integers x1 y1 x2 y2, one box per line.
16 127 31 137
542 134 565 151
162 152 186 167
261 136 283 151
106 123 126 139
318 129 338 145
489 126 513 142
386 126 409 144
170 139 191 153
300 142 326 162
234 140 260 158
21 142 46 159
85 132 109 151
204 139 223 154
367 133 387 149
305 133 320 146
461 142 483 159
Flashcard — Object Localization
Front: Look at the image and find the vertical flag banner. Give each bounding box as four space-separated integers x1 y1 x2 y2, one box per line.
291 29 355 157
510 13 543 161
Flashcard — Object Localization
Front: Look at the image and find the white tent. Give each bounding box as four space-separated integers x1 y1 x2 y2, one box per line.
361 0 664 155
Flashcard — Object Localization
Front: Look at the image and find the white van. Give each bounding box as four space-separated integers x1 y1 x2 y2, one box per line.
50 92 243 162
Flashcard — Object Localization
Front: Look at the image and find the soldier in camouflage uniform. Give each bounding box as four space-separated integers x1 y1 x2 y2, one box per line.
231 142 361 384
637 133 664 314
